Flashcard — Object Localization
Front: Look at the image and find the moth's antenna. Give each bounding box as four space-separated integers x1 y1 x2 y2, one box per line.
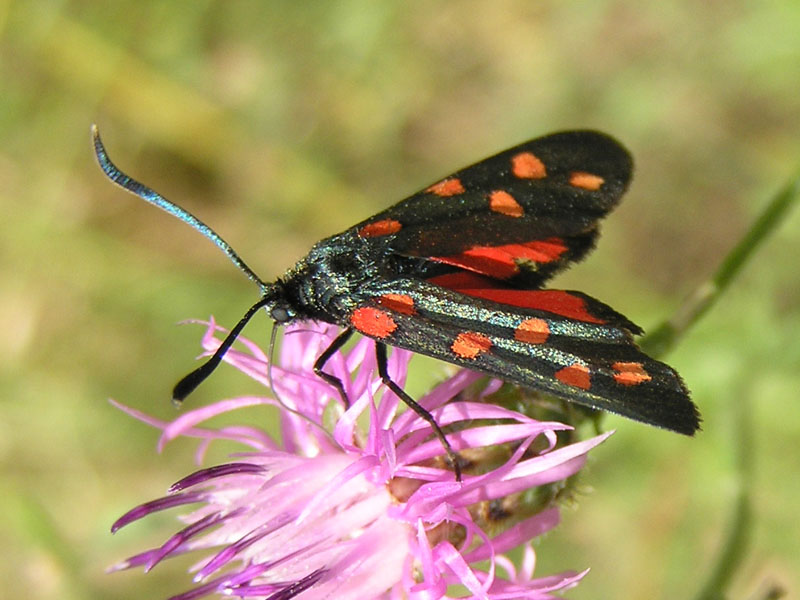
173 296 274 403
92 125 276 401
91 125 268 292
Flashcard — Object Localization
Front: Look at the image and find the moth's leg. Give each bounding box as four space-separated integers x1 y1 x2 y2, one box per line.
375 342 462 481
313 328 354 407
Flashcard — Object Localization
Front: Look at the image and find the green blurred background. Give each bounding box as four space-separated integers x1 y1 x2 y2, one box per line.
2 2 799 599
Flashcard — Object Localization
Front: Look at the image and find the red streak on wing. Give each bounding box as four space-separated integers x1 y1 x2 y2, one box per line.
463 289 605 323
432 246 518 278
426 271 502 290
431 238 568 279
435 283 607 324
427 271 605 323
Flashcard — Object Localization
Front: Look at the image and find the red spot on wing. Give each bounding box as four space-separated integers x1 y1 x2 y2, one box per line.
513 239 569 263
555 363 591 389
451 332 492 359
488 190 523 217
511 152 546 179
515 318 550 344
359 219 402 238
376 293 416 315
351 307 397 338
612 362 652 386
431 238 568 279
426 178 465 197
569 172 605 190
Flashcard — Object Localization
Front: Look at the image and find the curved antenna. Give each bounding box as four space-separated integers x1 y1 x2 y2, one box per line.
173 295 275 402
91 125 268 292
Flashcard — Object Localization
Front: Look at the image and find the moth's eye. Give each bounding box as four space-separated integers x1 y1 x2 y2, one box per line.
270 305 294 323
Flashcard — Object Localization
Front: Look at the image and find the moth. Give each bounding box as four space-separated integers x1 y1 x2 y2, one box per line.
93 127 700 476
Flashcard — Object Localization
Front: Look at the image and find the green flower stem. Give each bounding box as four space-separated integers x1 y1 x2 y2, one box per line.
638 168 799 600
640 168 800 358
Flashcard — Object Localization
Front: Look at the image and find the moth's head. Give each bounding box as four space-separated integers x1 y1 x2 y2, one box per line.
270 303 295 324
261 283 297 324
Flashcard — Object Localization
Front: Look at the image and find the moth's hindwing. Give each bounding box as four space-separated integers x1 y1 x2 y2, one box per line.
347 279 698 435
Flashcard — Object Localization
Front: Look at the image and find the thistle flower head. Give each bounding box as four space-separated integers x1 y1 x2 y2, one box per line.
111 320 611 599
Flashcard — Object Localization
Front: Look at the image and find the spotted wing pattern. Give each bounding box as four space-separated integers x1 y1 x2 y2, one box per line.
354 130 632 288
343 131 699 434
347 279 698 435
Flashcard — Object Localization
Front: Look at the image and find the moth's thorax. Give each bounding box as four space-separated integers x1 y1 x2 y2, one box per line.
279 231 385 321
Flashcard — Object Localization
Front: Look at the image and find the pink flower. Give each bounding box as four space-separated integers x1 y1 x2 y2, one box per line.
110 320 611 599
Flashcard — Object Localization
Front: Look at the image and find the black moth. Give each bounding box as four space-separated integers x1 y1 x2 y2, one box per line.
93 127 700 478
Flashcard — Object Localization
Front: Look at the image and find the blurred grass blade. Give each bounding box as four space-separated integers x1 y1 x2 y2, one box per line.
641 168 800 358
692 379 755 600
